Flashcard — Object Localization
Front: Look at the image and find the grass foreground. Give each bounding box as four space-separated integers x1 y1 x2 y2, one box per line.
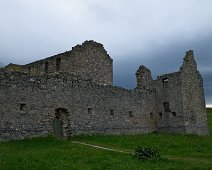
1 134 212 170
0 109 212 170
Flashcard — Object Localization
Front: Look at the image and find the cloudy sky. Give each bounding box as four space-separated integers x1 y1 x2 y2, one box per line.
0 0 212 106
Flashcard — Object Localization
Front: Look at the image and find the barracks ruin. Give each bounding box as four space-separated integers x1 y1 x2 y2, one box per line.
0 40 209 140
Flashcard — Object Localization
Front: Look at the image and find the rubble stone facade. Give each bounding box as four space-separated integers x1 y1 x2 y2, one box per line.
0 40 208 141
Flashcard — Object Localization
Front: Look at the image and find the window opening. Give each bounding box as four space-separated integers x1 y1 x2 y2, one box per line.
88 108 92 114
110 109 114 116
56 58 61 71
44 61 49 74
171 112 176 117
129 111 133 117
162 78 169 88
163 102 170 112
20 103 27 111
150 112 153 119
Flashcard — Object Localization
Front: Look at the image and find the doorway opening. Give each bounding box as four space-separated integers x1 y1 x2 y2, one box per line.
53 108 70 139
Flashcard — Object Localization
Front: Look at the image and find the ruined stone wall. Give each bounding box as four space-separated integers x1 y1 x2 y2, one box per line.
136 65 153 91
154 50 208 135
21 41 113 85
0 69 155 141
0 46 209 141
180 51 208 135
154 72 185 133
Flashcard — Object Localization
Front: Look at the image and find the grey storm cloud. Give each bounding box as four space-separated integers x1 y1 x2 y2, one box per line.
0 0 212 106
113 36 212 105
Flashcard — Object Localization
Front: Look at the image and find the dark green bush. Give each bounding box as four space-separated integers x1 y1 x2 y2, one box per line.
134 146 160 160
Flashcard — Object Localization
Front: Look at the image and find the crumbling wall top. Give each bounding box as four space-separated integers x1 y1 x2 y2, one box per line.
180 50 198 74
136 65 153 91
18 40 112 68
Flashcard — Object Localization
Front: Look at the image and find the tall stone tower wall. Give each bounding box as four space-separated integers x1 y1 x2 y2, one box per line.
180 50 208 135
154 50 208 135
154 72 184 133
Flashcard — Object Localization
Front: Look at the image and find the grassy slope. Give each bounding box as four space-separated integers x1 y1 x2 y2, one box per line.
1 135 212 170
0 109 212 170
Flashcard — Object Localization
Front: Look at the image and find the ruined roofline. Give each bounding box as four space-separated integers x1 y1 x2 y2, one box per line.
135 63 180 82
155 71 181 80
22 40 112 67
4 47 198 87
153 49 199 80
4 63 23 68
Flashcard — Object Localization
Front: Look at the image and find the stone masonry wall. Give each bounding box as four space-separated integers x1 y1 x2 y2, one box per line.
180 50 208 135
0 69 155 141
154 72 185 133
21 40 113 86
154 50 208 135
136 65 153 91
0 43 209 141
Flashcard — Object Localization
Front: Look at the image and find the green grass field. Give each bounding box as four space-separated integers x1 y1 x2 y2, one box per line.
0 109 212 170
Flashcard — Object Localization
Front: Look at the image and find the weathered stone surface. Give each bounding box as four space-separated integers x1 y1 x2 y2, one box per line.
5 40 113 86
0 43 208 141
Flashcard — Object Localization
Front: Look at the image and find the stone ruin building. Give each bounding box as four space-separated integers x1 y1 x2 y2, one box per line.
0 40 209 141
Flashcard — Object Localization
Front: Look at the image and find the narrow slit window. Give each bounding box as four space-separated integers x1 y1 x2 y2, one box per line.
158 112 162 118
44 61 49 74
129 111 133 117
150 112 153 119
56 58 61 71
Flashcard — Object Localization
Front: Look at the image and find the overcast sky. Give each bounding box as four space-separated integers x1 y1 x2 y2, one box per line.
0 0 212 106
